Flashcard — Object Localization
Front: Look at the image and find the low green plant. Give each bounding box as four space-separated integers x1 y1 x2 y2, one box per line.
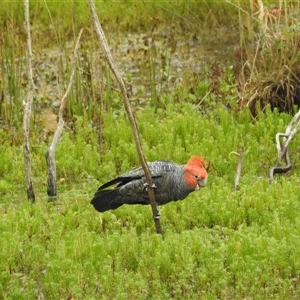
2 95 300 298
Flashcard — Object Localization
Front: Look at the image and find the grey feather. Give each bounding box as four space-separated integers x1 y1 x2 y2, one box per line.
91 160 204 212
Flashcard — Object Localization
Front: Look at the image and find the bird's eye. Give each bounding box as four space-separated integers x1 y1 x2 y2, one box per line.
194 174 199 179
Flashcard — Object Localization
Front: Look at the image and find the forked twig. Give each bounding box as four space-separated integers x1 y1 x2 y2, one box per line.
45 29 83 199
269 108 300 182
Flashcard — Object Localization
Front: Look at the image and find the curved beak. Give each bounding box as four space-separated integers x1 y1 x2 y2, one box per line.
196 177 207 190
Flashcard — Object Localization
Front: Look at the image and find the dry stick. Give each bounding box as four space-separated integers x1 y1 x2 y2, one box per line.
87 0 163 234
234 147 244 190
45 29 83 199
279 109 300 158
269 108 300 181
23 0 35 202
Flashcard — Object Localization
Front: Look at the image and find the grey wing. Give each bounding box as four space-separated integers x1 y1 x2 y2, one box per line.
121 160 178 178
116 161 179 205
98 160 178 190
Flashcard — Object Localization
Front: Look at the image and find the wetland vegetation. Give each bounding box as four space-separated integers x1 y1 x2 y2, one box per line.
1 0 300 299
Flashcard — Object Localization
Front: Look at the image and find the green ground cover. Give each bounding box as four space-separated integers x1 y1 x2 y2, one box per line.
1 104 300 299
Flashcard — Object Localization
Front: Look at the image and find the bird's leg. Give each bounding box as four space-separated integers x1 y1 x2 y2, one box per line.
143 182 157 191
153 210 161 220
143 182 160 219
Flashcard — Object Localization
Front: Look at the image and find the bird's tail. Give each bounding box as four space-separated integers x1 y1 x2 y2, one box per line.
91 189 123 212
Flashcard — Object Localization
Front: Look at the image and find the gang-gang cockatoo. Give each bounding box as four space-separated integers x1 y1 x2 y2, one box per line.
91 156 208 212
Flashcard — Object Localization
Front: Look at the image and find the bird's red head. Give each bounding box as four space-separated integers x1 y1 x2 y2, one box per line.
184 156 208 190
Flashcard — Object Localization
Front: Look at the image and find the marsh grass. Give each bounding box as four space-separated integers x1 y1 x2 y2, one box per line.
235 0 300 115
0 0 242 125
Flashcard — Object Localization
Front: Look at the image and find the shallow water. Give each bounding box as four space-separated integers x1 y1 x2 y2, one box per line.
1 24 239 127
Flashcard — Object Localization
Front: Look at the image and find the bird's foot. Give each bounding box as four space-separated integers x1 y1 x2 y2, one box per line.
143 182 157 191
153 210 161 220
143 182 157 188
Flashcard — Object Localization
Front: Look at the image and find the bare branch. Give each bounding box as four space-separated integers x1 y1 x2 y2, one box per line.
269 109 300 181
279 109 300 158
23 0 35 202
45 28 84 199
234 147 244 190
87 0 162 234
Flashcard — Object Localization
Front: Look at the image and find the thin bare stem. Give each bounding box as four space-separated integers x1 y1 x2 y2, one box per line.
234 147 244 190
87 0 162 234
23 0 35 202
269 108 300 181
45 28 83 198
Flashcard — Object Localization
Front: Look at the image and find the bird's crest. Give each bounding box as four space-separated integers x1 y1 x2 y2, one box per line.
187 156 209 170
